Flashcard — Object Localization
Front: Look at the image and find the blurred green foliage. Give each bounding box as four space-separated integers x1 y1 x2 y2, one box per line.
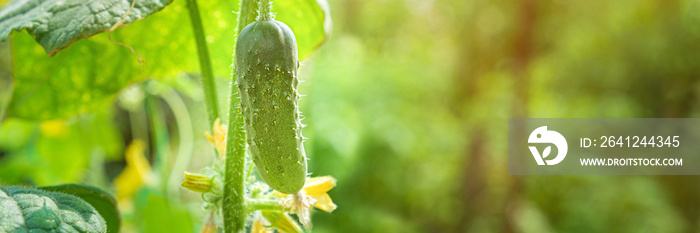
303 0 700 232
5 0 326 120
2 0 700 232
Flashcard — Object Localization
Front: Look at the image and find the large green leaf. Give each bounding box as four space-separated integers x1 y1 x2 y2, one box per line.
274 0 331 61
0 0 174 55
0 112 122 186
0 186 107 233
6 0 330 120
41 184 120 233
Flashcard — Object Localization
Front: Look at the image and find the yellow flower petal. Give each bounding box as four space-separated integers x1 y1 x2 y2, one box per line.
40 119 68 138
200 222 216 233
204 132 216 144
114 166 140 201
205 118 227 157
272 190 286 199
251 219 267 233
303 176 336 196
200 212 217 233
276 176 338 221
313 193 337 213
114 140 151 201
181 172 213 193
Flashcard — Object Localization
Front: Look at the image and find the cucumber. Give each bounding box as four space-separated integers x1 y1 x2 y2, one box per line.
235 19 307 194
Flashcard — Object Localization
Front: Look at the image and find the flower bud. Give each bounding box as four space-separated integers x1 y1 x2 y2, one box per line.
181 172 213 193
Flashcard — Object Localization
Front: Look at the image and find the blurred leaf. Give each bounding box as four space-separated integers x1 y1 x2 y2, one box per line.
7 0 202 120
83 110 124 160
7 0 330 120
0 185 106 232
273 0 331 60
40 183 120 233
0 118 35 150
34 119 92 185
136 193 193 233
0 0 174 55
0 112 122 186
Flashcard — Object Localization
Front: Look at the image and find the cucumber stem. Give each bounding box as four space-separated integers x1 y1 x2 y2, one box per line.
222 0 258 232
245 198 284 215
185 0 218 126
222 89 246 233
257 0 273 21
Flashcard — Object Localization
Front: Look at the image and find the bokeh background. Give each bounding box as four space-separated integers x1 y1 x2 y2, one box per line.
2 0 700 232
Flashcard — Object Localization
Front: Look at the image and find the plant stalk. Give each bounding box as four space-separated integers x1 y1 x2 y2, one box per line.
145 94 171 196
222 0 258 232
257 0 272 21
186 0 218 126
246 198 284 214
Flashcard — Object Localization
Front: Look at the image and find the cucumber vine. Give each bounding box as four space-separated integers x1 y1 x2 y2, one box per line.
183 0 336 232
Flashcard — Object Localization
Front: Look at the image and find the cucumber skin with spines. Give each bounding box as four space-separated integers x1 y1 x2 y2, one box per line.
235 20 307 194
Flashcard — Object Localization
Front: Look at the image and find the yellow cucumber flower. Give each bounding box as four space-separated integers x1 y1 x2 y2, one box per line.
114 140 152 201
302 176 338 213
199 212 217 233
181 172 214 193
276 176 338 227
205 118 227 158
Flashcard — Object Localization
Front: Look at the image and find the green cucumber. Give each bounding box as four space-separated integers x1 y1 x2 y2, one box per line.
236 19 307 194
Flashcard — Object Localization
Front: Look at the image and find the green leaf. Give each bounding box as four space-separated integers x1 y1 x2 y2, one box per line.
134 192 194 233
6 0 330 120
7 0 203 120
0 187 23 232
40 184 120 233
0 186 107 233
0 0 174 55
273 0 331 61
0 114 122 186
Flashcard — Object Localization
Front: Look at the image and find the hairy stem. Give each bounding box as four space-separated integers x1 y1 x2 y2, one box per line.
222 86 246 233
238 0 260 32
186 0 219 126
257 0 273 21
222 0 258 232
